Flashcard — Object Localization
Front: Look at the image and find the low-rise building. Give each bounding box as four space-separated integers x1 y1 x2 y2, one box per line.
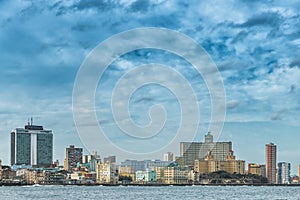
24 169 38 184
43 170 66 185
162 166 189 184
118 166 135 182
135 169 156 183
248 163 266 177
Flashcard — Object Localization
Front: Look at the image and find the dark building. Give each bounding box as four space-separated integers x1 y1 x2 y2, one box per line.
11 121 53 167
64 145 83 171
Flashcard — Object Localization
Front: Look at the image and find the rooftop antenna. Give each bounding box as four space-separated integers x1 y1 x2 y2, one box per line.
31 117 33 126
27 118 30 125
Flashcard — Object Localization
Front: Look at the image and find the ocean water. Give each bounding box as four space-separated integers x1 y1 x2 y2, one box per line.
0 185 299 200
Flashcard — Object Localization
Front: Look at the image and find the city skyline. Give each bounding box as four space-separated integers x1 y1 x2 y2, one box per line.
4 121 299 176
0 0 299 175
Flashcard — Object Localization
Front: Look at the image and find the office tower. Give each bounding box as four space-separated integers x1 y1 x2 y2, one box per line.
10 120 53 167
64 145 83 172
266 143 277 183
163 152 174 161
277 162 291 184
178 132 232 166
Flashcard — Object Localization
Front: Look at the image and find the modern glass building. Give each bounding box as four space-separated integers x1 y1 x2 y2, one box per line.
11 123 53 167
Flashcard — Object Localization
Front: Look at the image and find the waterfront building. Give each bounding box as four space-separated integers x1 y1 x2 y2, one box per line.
96 161 116 184
43 170 66 185
135 169 157 183
64 145 83 172
66 171 85 183
266 143 277 183
163 152 174 161
178 132 232 166
194 150 245 175
161 166 189 184
277 162 291 184
10 121 53 167
118 166 135 181
248 163 266 177
24 169 38 184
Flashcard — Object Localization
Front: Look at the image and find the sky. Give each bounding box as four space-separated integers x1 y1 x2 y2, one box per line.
0 0 299 174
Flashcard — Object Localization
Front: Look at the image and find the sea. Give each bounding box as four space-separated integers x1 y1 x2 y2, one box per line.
0 185 299 200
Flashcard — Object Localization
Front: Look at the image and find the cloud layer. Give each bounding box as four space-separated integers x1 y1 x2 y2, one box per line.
0 0 299 173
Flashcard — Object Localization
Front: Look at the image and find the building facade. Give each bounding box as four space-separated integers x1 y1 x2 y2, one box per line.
11 123 53 167
194 150 245 175
178 132 232 166
163 152 174 161
135 169 157 182
120 160 146 172
96 161 116 184
82 151 101 172
248 163 266 177
162 166 190 184
266 143 277 183
277 162 291 184
64 145 83 172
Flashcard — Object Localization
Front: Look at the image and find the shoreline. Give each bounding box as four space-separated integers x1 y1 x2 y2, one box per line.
1 183 300 187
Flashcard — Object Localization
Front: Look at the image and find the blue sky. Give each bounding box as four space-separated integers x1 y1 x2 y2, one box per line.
0 0 299 174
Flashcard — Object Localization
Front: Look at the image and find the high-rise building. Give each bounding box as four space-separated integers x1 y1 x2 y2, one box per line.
266 143 277 183
177 132 232 166
277 162 291 184
163 152 174 161
10 121 53 167
64 145 83 172
96 161 116 184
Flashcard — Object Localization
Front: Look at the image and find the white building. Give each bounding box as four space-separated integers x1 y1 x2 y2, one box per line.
277 162 291 184
163 152 174 161
96 161 116 184
135 169 157 182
